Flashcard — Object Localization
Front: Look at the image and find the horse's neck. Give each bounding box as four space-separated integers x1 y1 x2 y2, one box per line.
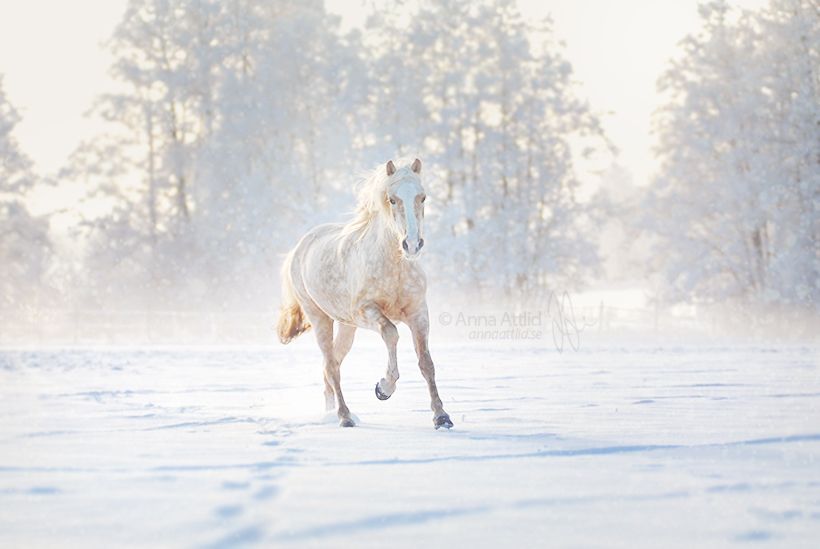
359 213 403 267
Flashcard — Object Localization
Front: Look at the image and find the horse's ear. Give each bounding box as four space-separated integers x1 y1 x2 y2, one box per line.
411 158 422 174
386 160 396 176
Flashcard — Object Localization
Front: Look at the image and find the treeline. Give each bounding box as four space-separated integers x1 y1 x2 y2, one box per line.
52 0 606 311
646 0 819 312
0 0 816 319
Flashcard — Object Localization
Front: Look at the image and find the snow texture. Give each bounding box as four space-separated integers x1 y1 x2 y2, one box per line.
1 338 818 547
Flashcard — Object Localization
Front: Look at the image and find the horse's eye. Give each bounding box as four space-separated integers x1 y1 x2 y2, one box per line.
421 196 426 203
389 198 396 205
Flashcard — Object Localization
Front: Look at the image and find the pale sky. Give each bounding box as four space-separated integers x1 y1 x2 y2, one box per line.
0 0 767 185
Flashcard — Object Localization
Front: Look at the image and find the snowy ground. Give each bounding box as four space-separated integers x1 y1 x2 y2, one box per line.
1 335 819 548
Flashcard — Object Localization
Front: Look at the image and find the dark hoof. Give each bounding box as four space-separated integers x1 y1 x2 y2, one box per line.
434 414 453 430
375 382 391 401
339 417 356 428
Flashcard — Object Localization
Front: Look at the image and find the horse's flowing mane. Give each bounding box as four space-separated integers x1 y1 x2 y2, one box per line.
341 157 417 239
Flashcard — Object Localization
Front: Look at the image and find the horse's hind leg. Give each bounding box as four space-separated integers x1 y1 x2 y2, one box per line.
305 306 355 427
325 324 356 411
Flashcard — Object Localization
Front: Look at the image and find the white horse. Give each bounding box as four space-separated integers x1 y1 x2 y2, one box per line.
277 157 453 429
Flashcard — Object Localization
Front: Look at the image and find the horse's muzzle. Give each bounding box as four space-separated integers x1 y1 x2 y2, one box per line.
402 238 424 257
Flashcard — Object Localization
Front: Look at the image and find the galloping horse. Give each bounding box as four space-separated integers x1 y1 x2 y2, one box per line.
277 158 452 429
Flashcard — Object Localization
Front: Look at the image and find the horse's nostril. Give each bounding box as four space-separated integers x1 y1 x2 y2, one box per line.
418 238 425 250
402 239 409 252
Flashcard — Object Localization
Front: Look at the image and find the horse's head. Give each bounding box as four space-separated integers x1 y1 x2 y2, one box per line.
384 158 426 259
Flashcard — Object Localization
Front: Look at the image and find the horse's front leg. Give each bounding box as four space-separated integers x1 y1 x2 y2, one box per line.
361 304 400 400
407 307 453 429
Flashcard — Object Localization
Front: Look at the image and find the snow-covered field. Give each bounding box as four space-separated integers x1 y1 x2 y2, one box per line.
1 336 819 548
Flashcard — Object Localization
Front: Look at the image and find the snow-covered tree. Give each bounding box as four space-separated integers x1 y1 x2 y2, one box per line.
69 0 365 309
648 0 819 312
67 0 608 311
0 77 51 310
190 0 367 307
365 0 607 302
64 0 228 308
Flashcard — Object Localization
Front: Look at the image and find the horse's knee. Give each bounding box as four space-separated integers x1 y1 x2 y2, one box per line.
381 323 399 347
324 358 340 375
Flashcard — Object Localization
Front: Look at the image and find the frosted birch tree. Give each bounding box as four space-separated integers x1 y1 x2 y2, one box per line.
649 0 819 312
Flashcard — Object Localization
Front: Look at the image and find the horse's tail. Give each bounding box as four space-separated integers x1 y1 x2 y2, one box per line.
277 251 311 344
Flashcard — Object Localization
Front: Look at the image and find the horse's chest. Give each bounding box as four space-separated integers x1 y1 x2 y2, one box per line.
360 264 424 316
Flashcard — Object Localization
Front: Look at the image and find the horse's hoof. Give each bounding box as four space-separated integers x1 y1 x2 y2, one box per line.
339 417 356 428
375 382 391 401
434 414 453 430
